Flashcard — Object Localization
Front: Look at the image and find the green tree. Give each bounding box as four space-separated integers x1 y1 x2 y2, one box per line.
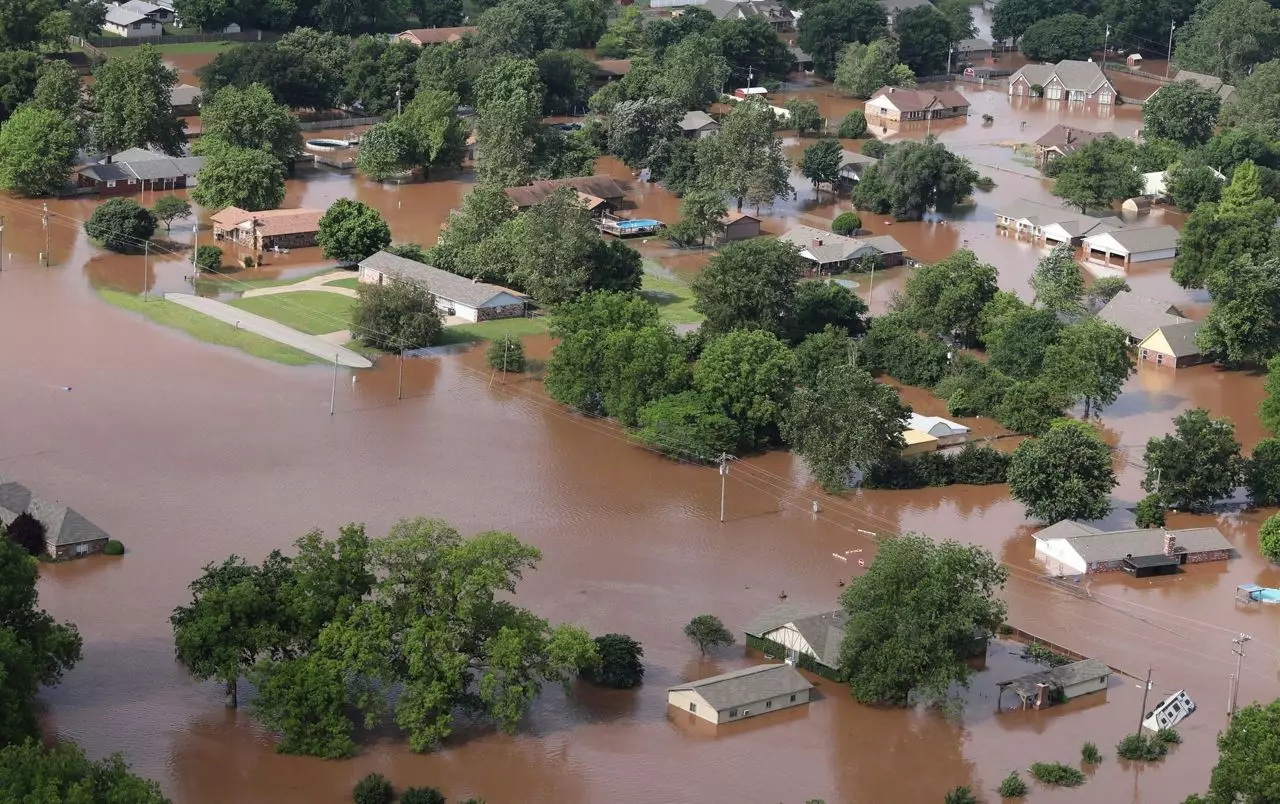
1200 698 1280 802
711 16 794 85
895 5 952 75
837 110 868 138
1261 513 1280 561
800 138 843 196
691 237 801 336
1245 438 1280 508
352 772 393 804
838 534 1006 705
356 121 415 181
995 379 1069 435
1085 276 1130 309
1020 14 1100 62
0 50 40 124
1050 135 1145 212
252 654 354 758
834 39 916 98
487 335 526 373
0 537 82 745
985 307 1062 380
794 325 856 388
1008 419 1117 522
198 83 300 170
1198 256 1280 365
151 196 192 232
399 788 447 804
1141 408 1242 512
544 291 662 413
697 99 793 211
84 198 157 254
1173 0 1280 86
587 633 644 688
89 45 186 156
782 363 909 492
935 0 977 40
832 211 862 236
605 95 682 169
4 511 45 556
0 105 77 196
474 58 545 186
1135 494 1166 528
431 184 518 277
787 98 824 137
1262 356 1280 433
1166 157 1224 212
32 58 82 118
536 49 597 115
195 245 224 274
339 36 419 117
797 0 888 75
1043 318 1134 417
351 280 442 352
1171 161 1280 289
398 89 468 176
475 0 567 58
1143 80 1222 147
943 787 978 804
1029 243 1085 314
991 0 1054 42
0 740 168 802
675 188 728 247
683 614 734 655
316 199 392 264
599 324 691 426
1226 59 1280 135
633 391 739 461
900 249 998 345
789 281 868 342
659 32 730 110
997 772 1028 799
191 141 286 212
856 313 950 387
852 138 978 220
694 328 796 448
565 0 607 47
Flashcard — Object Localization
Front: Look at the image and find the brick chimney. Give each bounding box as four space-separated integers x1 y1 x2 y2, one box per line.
1064 127 1073 143
1163 532 1177 556
1034 683 1048 709
812 238 823 247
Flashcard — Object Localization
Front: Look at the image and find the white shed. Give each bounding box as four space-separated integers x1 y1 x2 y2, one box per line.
907 413 970 446
1082 225 1180 268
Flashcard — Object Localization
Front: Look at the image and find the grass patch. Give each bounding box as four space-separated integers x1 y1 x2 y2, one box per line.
105 41 239 58
97 288 320 366
228 291 355 336
198 268 336 293
438 317 549 345
641 273 703 325
325 276 362 290
344 339 385 359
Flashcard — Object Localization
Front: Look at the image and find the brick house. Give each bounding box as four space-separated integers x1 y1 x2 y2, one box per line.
0 478 111 560
1009 60 1117 104
1033 124 1103 167
864 86 969 124
1034 520 1234 576
210 206 325 251
77 148 204 196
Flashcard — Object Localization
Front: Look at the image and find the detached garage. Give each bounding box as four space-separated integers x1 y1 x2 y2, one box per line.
1082 225 1179 269
357 251 528 322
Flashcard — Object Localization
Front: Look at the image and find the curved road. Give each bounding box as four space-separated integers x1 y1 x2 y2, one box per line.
163 293 373 368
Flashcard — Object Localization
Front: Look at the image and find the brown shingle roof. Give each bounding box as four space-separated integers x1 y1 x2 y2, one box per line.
1034 124 1103 154
504 175 629 208
870 86 969 112
213 207 324 236
398 26 476 44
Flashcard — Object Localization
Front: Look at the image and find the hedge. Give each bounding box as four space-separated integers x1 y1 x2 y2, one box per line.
862 444 1010 489
745 634 843 681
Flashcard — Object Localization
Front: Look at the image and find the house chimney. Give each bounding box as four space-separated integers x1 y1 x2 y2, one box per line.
812 238 823 247
888 87 895 93
1065 127 1073 143
1163 532 1177 556
1035 683 1048 709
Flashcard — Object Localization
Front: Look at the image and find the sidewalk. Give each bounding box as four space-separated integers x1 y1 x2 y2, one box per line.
239 270 357 299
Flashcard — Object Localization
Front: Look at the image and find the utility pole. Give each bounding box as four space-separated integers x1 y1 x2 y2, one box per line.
718 453 731 523
1137 666 1153 733
1229 633 1251 717
191 222 198 266
396 84 402 116
41 202 49 267
746 66 754 91
142 241 150 300
947 44 954 75
0 214 5 272
1166 21 1176 78
397 344 404 400
1102 25 1110 70
329 354 338 415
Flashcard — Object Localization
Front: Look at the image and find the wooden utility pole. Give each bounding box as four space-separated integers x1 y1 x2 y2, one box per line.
718 453 731 522
1137 666 1153 732
1229 634 1251 718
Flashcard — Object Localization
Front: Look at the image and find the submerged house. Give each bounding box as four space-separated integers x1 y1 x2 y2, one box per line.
1033 520 1234 576
1081 225 1180 268
997 658 1111 710
1009 60 1117 104
504 175 628 213
1138 320 1207 368
864 86 970 124
1033 124 1102 167
0 478 111 560
744 603 848 679
994 199 1120 246
1096 290 1190 344
668 664 813 724
358 251 528 322
77 148 204 196
778 225 906 273
907 413 970 446
211 206 324 251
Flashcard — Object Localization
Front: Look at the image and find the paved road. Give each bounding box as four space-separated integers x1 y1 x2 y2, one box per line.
164 293 373 368
240 270 358 299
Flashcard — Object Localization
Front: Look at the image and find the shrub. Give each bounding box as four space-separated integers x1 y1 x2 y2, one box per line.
1135 494 1166 529
951 444 1012 484
1262 513 1280 563
997 771 1028 797
85 198 157 253
1081 741 1101 763
351 279 443 353
1154 727 1182 746
587 633 645 688
982 113 994 124
486 335 526 373
1022 643 1071 666
1028 762 1085 787
831 211 862 236
860 139 887 159
3 511 47 556
837 110 867 138
1116 732 1168 761
935 355 1011 418
632 391 738 463
102 539 124 556
998 623 1014 636
1245 438 1280 507
862 445 1009 489
974 175 996 190
241 255 255 269
944 786 978 804
194 245 224 275
352 773 393 804
398 788 446 804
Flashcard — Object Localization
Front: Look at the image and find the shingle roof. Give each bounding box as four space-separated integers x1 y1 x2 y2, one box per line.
105 5 149 25
212 207 324 237
679 110 718 132
1097 290 1188 341
122 0 162 14
0 478 110 548
79 149 203 183
1034 124 1103 154
787 610 848 668
869 86 969 112
1033 519 1103 541
702 0 791 21
170 83 202 107
504 175 629 208
998 658 1111 698
778 225 905 264
359 251 526 309
1142 320 1204 358
839 148 879 168
669 664 813 710
879 0 933 12
1171 70 1238 100
996 199 1120 237
1060 527 1232 564
789 46 812 63
399 26 476 44
1094 225 1180 254
0 479 34 519
744 602 825 637
956 38 991 52
856 234 905 254
1012 60 1112 93
594 59 632 77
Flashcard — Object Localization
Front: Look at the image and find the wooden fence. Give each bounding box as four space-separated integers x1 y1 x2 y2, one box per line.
299 117 383 132
75 29 276 48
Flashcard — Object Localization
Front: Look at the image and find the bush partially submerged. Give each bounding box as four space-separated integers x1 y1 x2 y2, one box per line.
1081 741 1101 764
1029 762 1086 787
352 773 392 804
997 771 1028 797
102 539 124 556
1116 732 1169 761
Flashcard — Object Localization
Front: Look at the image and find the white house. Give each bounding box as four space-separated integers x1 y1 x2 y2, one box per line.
121 0 172 23
358 251 528 322
994 199 1121 246
907 413 970 446
668 664 813 725
102 4 163 36
744 604 848 676
1033 520 1234 575
1081 225 1180 268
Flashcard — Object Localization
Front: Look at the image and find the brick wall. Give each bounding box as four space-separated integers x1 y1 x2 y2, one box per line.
53 539 107 560
476 302 526 321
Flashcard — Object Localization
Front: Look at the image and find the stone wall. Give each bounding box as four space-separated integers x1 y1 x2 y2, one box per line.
53 539 107 561
476 302 527 321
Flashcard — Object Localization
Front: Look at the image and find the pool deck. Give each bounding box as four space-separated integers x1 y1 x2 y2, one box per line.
598 218 664 237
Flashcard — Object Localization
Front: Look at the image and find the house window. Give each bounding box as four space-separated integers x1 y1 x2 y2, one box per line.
1140 349 1149 360
127 179 136 185
1098 92 1113 105
75 543 89 555
106 180 116 188
790 694 796 702
741 709 750 716
729 708 738 718
133 22 142 28
765 701 772 709
688 702 696 713
1156 354 1164 365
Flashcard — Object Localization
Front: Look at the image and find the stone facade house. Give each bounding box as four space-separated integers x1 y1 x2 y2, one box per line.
211 207 325 251
0 478 111 560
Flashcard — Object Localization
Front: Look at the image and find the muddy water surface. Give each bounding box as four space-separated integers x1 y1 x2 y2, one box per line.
3 50 1278 804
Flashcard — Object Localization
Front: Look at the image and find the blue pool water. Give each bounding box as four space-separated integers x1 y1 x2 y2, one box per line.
616 219 661 229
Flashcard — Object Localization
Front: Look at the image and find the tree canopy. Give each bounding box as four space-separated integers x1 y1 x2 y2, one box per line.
1049 135 1144 212
1263 356 1280 434
1193 698 1280 803
894 5 952 76
691 237 802 336
1029 243 1085 315
1172 161 1280 288
0 740 168 803
796 0 888 76
85 198 157 253
1173 0 1280 86
1143 81 1222 147
900 249 998 346
694 328 796 449
316 199 392 264
1197 255 1280 365
352 279 443 352
0 105 78 196
851 137 978 221
834 39 914 99
697 99 793 212
191 140 286 212
1008 419 1117 522
1042 318 1133 417
198 83 301 170
1020 14 1100 63
1141 408 1242 512
89 45 185 156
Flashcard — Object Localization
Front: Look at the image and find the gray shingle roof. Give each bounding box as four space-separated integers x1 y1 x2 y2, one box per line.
1033 519 1102 541
998 658 1111 698
678 110 717 132
1034 124 1103 154
743 603 847 669
669 664 813 711
105 5 149 25
996 198 1120 237
0 479 34 519
1144 320 1204 357
170 83 202 107
1038 521 1233 563
1097 290 1188 341
856 234 906 254
359 251 526 309
1013 60 1112 94
839 148 879 168
80 152 204 183
779 225 904 264
956 38 991 52
1171 70 1238 100
0 478 110 548
1096 225 1180 254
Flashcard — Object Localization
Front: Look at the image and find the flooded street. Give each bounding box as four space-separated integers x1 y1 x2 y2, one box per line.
2 37 1278 802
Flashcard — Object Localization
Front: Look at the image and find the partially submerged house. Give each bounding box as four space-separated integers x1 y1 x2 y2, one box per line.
668 664 813 724
1081 225 1180 268
211 207 324 251
76 148 204 196
1009 60 1118 104
837 148 879 187
1033 125 1103 167
1138 320 1207 368
504 175 628 213
865 86 970 124
955 38 993 61
1096 290 1190 343
396 26 477 45
678 110 720 139
907 413 970 446
994 199 1120 246
1162 70 1238 104
0 478 111 560
1033 520 1234 576
778 225 906 274
593 59 632 84
170 83 202 115
997 658 1111 710
744 603 848 679
358 251 528 322
901 429 940 456
701 0 795 31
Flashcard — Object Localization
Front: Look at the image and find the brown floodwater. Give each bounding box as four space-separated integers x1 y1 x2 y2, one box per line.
3 55 1278 804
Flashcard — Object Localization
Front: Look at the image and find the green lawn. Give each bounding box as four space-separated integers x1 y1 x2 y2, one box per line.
105 41 238 58
228 291 355 335
97 288 320 366
438 317 549 345
324 277 362 290
641 273 703 325
197 268 336 293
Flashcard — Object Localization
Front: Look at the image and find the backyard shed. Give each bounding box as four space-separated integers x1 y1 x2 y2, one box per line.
719 211 761 242
668 664 813 725
358 251 528 322
907 413 970 446
901 429 939 456
997 658 1111 710
1082 225 1180 267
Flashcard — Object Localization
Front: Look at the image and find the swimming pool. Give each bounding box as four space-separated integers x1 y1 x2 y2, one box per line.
615 219 661 230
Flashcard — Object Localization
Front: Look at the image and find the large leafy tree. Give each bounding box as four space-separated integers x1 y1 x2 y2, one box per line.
536 49 597 116
991 0 1054 42
1194 698 1280 803
1029 243 1085 315
430 184 518 277
598 324 691 426
191 140 286 212
710 16 794 85
1043 318 1133 417
852 137 978 221
794 325 856 388
834 39 914 99
899 249 998 346
856 312 950 387
985 307 1062 380
697 99 793 211
633 391 739 461
789 281 868 343
475 0 568 58
89 46 186 156
683 614 734 655
1171 161 1280 288
672 187 728 247
606 95 682 169
32 59 82 120
1173 0 1280 86
838 534 1007 705
1246 438 1280 508
1225 59 1280 136
0 105 78 196
694 328 797 449
398 89 468 176
0 537 82 745
1262 356 1280 434
545 291 663 414
1197 255 1280 365
797 0 888 76
800 138 844 195
935 0 978 40
586 634 644 689
85 198 157 253
782 363 909 492
1141 408 1242 512
1101 0 1198 61
1008 420 1116 522
1143 81 1221 147
0 0 55 51
1050 135 1144 212
340 36 420 117
0 50 41 124
1020 14 1100 63
316 199 392 264
356 121 415 181
0 740 168 802
351 280 442 352
691 237 802 336
658 32 730 110
198 84 301 170
474 58 545 186
894 5 952 76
